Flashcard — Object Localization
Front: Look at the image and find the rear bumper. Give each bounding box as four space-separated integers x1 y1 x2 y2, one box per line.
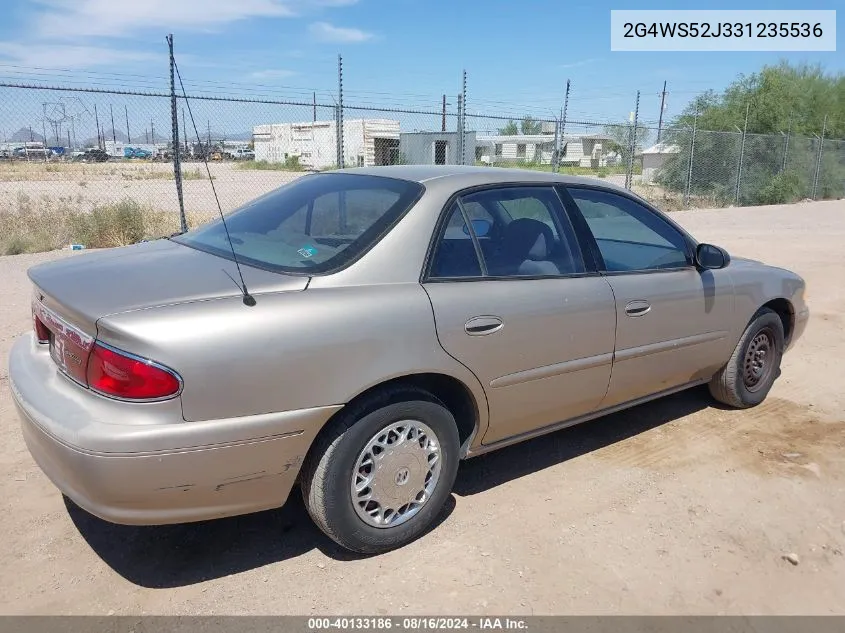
9 334 341 525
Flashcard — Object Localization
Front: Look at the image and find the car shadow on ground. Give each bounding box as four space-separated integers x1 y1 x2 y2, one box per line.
65 490 457 588
68 386 716 588
455 385 718 496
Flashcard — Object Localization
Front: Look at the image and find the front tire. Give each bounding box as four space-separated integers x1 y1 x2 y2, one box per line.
300 388 460 554
709 307 784 408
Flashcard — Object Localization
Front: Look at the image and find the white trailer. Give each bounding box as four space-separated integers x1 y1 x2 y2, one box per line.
253 119 400 170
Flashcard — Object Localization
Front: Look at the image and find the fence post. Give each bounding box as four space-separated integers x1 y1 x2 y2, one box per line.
460 69 467 165
41 115 47 163
734 103 749 205
781 116 791 173
167 34 187 233
812 114 827 200
337 54 344 169
555 79 570 173
684 111 698 207
625 91 640 190
456 93 463 166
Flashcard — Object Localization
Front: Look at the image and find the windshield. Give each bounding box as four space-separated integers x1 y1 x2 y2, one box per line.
174 173 423 274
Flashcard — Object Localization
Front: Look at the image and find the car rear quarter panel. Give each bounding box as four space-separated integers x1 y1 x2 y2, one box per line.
96 283 489 436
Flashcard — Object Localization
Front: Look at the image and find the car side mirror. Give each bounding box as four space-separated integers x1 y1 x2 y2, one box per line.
696 243 730 270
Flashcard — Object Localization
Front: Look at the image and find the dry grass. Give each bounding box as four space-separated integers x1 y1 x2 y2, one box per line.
632 183 732 212
0 161 208 182
0 197 215 256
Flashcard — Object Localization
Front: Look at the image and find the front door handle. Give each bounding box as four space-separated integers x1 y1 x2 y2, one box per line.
465 315 504 336
625 300 651 317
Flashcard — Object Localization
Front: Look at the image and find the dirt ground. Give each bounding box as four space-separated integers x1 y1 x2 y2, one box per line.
0 199 843 615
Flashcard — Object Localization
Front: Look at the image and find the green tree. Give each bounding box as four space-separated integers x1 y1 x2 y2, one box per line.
498 120 518 135
520 116 542 135
603 122 650 166
657 62 845 205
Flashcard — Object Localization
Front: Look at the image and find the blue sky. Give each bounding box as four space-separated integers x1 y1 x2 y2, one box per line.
0 0 841 140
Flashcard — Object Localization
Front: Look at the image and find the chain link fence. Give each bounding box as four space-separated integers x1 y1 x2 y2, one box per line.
1 77 843 255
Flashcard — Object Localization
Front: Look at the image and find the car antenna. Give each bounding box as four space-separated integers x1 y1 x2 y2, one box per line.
171 50 256 307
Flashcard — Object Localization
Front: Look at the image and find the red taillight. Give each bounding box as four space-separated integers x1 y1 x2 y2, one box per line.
33 314 50 344
86 343 181 401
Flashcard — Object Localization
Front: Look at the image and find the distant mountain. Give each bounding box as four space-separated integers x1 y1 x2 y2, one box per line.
8 127 45 143
224 131 254 141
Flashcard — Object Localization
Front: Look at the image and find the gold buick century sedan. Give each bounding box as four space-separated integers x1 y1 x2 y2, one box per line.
9 166 809 553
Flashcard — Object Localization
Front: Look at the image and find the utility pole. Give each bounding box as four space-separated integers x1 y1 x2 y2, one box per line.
657 80 668 143
109 104 117 147
151 119 155 144
441 94 447 133
125 105 131 144
313 91 317 122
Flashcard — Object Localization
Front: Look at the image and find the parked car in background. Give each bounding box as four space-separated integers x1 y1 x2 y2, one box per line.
233 148 255 160
73 148 110 163
9 166 808 554
13 146 52 160
123 147 152 159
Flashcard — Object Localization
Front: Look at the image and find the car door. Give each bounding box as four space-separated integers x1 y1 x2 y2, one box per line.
561 185 735 409
423 185 617 446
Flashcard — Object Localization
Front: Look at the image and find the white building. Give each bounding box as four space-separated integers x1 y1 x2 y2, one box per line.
641 142 680 183
253 119 400 170
474 133 614 167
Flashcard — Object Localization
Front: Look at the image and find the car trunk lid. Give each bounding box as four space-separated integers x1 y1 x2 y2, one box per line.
29 238 309 385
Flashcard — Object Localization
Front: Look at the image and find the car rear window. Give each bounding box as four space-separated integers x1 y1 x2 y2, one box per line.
174 173 423 274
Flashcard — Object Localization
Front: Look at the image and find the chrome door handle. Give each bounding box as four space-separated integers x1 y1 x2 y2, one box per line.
624 300 651 317
465 315 504 335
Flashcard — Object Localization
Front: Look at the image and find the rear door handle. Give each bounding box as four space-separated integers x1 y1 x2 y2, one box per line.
465 315 504 335
624 300 651 317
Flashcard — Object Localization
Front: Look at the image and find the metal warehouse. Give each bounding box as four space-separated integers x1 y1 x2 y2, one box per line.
253 119 400 170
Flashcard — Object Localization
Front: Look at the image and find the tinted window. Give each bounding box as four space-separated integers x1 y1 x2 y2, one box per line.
429 204 483 278
567 188 689 272
174 174 422 274
429 187 585 279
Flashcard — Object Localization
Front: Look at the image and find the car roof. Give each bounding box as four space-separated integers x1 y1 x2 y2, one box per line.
332 164 630 192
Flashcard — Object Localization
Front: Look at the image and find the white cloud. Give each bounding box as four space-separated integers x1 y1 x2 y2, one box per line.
32 0 296 39
308 21 372 43
249 69 297 79
559 58 600 70
0 42 156 69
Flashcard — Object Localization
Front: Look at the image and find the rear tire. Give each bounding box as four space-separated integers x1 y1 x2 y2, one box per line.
708 307 784 408
300 387 460 554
